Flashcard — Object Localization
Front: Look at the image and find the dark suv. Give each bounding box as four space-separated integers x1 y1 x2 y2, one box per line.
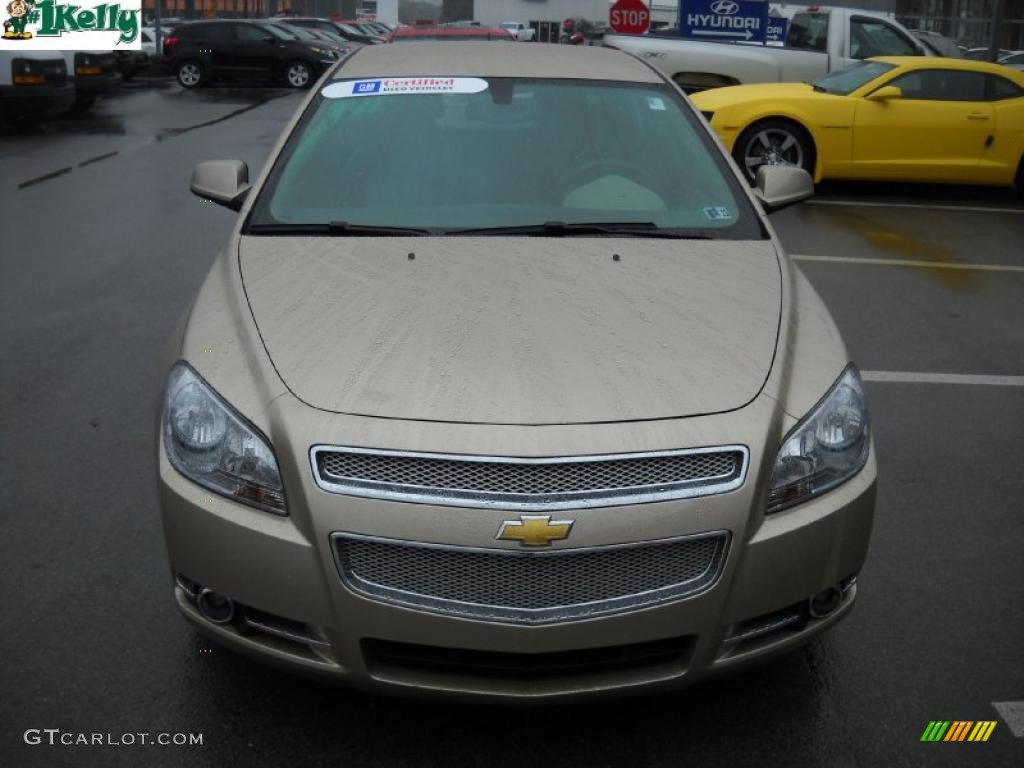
162 20 341 89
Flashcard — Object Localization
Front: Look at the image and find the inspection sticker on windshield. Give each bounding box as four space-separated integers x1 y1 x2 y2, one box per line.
322 78 489 99
703 207 734 221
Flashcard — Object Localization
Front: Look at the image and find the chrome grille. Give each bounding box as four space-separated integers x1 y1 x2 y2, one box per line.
332 531 730 624
311 446 748 510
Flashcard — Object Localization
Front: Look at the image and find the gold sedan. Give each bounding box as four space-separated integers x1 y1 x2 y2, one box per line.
158 43 875 700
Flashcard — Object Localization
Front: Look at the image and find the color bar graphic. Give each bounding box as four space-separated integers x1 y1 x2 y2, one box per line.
921 721 996 742
921 722 950 741
968 722 998 742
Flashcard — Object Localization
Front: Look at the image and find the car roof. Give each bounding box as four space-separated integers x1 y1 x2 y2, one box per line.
332 41 663 82
872 55 1024 80
391 26 513 39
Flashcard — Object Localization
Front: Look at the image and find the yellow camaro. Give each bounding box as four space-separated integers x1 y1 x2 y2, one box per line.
692 57 1024 193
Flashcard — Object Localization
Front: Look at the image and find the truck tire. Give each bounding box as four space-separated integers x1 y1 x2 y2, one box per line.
734 119 816 185
70 95 96 113
672 73 738 94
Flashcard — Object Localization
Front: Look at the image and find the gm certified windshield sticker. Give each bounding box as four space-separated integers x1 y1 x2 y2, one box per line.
703 207 734 221
322 78 489 99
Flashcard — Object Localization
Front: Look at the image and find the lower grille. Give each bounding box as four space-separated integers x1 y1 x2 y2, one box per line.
332 531 729 624
44 65 68 86
363 636 694 682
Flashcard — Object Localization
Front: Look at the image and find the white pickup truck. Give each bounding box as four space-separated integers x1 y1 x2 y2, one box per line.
500 22 537 42
604 6 929 92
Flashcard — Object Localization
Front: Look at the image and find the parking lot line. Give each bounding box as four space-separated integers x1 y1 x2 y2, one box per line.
792 254 1024 272
806 199 1024 215
992 702 1024 737
861 371 1024 386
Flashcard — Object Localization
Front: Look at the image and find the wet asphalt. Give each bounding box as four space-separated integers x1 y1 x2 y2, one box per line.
1 83 1022 768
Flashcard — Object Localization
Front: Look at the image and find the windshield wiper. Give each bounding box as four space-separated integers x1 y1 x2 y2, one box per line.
810 83 829 93
246 222 433 236
445 221 717 239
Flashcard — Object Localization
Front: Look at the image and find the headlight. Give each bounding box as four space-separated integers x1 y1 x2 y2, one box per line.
767 366 869 513
163 362 286 515
12 58 45 84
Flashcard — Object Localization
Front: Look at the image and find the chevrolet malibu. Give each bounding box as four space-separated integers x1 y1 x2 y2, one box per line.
159 43 876 701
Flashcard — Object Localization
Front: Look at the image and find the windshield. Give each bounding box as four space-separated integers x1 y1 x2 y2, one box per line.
247 78 763 239
271 24 304 40
811 61 896 95
261 24 293 41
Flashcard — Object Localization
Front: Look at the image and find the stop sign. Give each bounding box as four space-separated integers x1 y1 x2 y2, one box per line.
609 0 650 35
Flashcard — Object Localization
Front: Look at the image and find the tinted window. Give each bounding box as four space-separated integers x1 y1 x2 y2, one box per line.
787 13 829 52
849 18 918 59
249 79 763 239
182 23 233 41
988 74 1024 100
236 24 269 42
888 69 986 101
1000 52 1024 65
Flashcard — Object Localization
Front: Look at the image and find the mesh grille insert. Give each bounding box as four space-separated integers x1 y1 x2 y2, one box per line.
333 532 729 624
313 446 747 510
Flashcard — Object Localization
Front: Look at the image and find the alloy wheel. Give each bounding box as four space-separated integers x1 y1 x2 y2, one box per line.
741 127 805 182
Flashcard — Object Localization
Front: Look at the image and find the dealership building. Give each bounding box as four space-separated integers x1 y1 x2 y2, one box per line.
142 0 1022 48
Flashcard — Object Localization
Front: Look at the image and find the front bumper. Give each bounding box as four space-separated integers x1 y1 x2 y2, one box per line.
114 51 151 78
72 71 123 97
0 82 75 114
158 407 876 701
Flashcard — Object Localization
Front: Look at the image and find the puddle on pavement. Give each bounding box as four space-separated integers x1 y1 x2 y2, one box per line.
812 208 979 290
46 113 128 136
168 85 291 103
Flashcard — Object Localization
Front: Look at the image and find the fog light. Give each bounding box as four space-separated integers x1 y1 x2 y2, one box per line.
808 586 842 618
196 588 235 624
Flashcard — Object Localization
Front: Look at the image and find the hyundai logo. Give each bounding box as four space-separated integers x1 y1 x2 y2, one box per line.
711 0 740 14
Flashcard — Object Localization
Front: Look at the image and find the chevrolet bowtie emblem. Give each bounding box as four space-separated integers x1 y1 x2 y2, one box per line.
496 515 574 547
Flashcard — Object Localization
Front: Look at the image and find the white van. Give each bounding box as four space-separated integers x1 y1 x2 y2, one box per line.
0 50 75 122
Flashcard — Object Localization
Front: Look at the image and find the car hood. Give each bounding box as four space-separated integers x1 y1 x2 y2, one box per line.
692 82 817 110
239 237 781 425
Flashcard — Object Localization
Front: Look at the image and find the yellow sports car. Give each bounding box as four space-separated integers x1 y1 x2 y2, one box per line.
691 57 1024 193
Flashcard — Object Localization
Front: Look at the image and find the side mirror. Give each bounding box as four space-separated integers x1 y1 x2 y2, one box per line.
753 165 814 212
190 160 251 211
865 85 902 102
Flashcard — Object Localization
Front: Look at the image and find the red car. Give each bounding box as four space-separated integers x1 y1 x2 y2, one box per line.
388 26 515 42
